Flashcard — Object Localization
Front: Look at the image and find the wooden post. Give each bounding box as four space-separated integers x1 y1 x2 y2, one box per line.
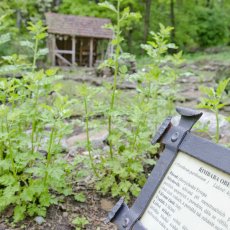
89 38 94 67
72 36 76 66
110 40 114 57
80 39 83 65
52 34 56 66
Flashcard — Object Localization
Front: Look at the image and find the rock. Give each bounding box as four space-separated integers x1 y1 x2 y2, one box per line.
199 112 230 138
0 224 7 230
179 72 197 79
223 105 230 113
100 199 114 212
172 111 230 140
34 216 46 225
179 88 202 102
66 129 109 148
61 138 68 149
68 146 79 157
63 212 68 218
96 67 113 78
118 81 136 90
201 65 219 72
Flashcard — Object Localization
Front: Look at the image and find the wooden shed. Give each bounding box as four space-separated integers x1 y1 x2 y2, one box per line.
45 12 113 67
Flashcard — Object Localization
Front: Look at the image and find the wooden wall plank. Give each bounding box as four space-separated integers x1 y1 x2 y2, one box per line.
89 38 94 67
52 35 56 66
72 36 76 66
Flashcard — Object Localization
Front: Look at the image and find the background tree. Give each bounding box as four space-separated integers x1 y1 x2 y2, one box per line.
1 0 230 56
143 0 152 44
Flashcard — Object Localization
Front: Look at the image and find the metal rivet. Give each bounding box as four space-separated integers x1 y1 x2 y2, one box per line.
122 218 130 228
171 132 179 142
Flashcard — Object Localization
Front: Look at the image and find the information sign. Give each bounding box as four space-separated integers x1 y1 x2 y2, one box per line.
140 152 230 230
105 107 230 230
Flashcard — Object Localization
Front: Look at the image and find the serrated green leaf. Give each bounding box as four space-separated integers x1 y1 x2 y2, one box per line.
0 33 10 45
119 181 132 193
45 68 58 76
74 192 86 203
20 186 36 202
0 174 16 186
72 216 89 228
14 205 26 222
20 40 34 49
99 2 117 13
37 48 48 57
130 184 141 197
119 65 128 74
111 183 120 197
39 192 51 207
130 162 143 172
36 32 47 40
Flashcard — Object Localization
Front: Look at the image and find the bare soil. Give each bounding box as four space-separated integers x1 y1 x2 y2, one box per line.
0 187 117 230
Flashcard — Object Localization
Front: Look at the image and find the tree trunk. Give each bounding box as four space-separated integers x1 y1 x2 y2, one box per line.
52 0 62 11
16 9 21 30
127 29 133 53
143 0 152 44
170 0 175 43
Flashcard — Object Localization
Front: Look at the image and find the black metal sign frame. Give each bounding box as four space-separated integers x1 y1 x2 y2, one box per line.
106 107 230 230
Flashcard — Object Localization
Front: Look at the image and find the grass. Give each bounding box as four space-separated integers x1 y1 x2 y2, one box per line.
137 46 230 67
183 46 230 63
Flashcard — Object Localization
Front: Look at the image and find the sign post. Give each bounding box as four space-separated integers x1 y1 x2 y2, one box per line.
106 107 230 230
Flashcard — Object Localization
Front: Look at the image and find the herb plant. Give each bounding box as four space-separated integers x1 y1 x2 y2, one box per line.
72 216 89 230
0 20 77 222
197 78 230 143
92 2 181 200
99 0 141 158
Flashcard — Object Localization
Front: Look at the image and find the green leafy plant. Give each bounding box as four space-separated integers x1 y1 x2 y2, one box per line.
141 24 181 119
72 216 89 230
195 6 229 47
75 83 100 177
197 79 230 143
99 0 141 158
0 20 79 223
92 2 182 200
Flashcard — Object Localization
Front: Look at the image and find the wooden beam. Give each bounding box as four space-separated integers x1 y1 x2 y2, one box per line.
89 38 93 67
55 49 73 54
72 36 76 66
55 53 72 66
52 35 56 66
109 40 114 57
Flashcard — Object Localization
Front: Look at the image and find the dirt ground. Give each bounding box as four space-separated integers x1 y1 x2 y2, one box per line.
0 187 117 230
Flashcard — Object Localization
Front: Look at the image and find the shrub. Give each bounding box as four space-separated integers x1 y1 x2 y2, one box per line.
195 6 229 47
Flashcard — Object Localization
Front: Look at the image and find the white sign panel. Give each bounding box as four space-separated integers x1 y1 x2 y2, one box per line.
140 152 230 230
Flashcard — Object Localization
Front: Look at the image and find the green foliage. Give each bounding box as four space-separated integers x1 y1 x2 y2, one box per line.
0 20 83 223
140 24 181 117
72 216 89 230
74 192 86 203
79 0 182 201
197 79 230 143
2 0 230 56
59 0 105 18
195 6 229 47
99 0 140 158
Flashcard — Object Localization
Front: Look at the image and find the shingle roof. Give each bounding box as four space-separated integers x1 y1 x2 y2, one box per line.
45 12 113 39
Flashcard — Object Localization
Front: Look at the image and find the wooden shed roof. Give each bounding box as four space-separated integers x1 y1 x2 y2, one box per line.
45 13 113 39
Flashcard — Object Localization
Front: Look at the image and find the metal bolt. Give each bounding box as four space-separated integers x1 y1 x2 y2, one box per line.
171 132 179 142
122 218 130 228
